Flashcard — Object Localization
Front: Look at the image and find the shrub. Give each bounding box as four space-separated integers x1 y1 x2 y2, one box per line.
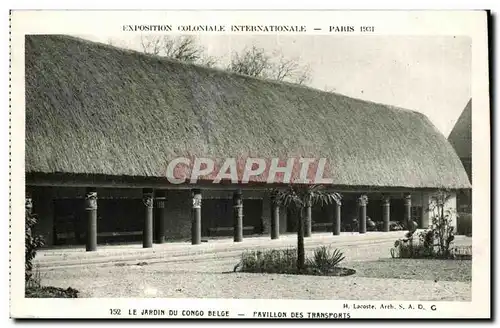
391 230 435 259
25 209 44 283
391 242 430 259
390 191 462 260
456 212 472 236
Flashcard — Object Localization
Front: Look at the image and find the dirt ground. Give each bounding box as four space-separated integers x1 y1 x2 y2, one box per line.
36 234 472 301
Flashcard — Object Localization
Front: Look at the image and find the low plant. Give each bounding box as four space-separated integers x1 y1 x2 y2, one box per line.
235 248 297 274
390 190 461 260
235 246 346 275
390 220 419 258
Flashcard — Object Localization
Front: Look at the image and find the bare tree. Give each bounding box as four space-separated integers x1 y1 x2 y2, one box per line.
272 55 311 85
229 46 312 85
199 55 218 68
140 35 163 55
134 37 313 85
161 36 201 62
294 64 312 85
274 55 300 81
229 46 271 78
139 35 218 67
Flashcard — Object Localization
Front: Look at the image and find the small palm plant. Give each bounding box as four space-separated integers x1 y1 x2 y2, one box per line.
308 246 345 274
273 185 341 272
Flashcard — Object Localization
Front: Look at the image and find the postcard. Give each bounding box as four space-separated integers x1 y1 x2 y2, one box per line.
10 9 490 319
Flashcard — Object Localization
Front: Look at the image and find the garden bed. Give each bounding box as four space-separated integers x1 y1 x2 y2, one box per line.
234 246 356 277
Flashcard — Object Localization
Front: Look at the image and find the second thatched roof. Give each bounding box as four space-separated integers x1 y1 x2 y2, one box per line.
25 35 471 189
448 99 472 159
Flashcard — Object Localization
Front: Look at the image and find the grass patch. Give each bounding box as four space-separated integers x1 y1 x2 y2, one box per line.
353 258 472 282
25 286 79 298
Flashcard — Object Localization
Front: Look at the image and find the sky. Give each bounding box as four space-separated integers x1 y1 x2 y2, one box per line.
82 34 471 137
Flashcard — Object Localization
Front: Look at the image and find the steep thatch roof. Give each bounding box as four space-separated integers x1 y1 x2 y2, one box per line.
25 35 470 189
448 99 472 159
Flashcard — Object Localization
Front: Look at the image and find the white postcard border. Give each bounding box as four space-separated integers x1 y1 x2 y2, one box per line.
9 10 490 319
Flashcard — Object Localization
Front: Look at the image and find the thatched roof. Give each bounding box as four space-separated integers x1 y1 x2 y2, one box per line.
25 35 470 189
448 99 472 159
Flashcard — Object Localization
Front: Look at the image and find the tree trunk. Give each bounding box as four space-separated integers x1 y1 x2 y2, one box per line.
297 207 305 273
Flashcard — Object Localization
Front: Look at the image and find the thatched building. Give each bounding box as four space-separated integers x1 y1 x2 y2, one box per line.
25 35 471 250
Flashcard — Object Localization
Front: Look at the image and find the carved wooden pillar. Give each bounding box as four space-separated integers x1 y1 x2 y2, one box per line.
382 195 390 232
25 190 33 215
333 200 341 236
191 189 202 245
304 201 312 238
404 193 412 229
155 190 166 244
358 194 368 234
85 187 98 252
270 193 280 240
233 190 243 242
142 188 154 248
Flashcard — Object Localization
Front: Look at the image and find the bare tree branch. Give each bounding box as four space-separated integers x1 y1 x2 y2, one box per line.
229 46 271 78
294 64 312 85
229 47 312 85
137 37 313 86
273 55 300 81
140 35 162 55
138 35 218 68
199 55 219 68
